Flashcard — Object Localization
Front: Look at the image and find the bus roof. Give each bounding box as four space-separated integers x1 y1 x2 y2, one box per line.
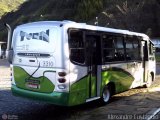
16 20 149 40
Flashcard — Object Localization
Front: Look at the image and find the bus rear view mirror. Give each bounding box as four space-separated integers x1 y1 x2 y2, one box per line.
6 50 13 64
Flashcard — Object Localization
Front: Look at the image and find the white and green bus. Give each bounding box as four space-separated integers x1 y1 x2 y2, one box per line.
5 21 155 106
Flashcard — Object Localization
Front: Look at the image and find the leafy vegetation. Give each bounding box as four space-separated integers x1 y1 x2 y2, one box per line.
0 0 160 42
0 0 24 18
156 54 160 62
76 0 104 21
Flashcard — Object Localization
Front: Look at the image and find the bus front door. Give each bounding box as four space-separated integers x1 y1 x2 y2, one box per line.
85 34 102 100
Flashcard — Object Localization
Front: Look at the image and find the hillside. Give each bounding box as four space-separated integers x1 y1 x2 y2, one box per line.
0 0 24 17
0 0 160 41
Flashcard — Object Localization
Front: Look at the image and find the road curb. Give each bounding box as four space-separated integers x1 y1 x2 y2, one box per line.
143 108 160 120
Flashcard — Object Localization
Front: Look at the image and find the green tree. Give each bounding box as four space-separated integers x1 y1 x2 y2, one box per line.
76 0 104 21
0 0 24 18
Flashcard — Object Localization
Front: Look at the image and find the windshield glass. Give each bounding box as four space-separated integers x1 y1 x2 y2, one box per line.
13 26 58 53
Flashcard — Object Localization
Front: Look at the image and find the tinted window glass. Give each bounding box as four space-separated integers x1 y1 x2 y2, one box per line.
126 36 141 60
69 30 85 64
102 35 125 63
149 41 154 55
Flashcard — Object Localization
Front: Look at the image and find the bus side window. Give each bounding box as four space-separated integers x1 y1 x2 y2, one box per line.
102 35 115 62
69 30 85 65
125 36 141 61
149 41 155 55
114 36 125 61
102 35 125 63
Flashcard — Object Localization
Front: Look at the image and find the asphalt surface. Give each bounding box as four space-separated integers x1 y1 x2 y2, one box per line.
0 59 160 120
156 64 160 75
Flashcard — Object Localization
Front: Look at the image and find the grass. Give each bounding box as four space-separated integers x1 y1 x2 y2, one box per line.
155 54 160 62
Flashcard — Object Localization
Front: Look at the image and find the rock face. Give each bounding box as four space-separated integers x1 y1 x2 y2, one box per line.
89 0 160 38
1 0 160 40
0 0 24 17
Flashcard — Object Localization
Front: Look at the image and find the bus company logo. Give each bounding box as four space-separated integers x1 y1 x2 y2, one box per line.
20 29 49 42
2 114 18 120
2 114 7 120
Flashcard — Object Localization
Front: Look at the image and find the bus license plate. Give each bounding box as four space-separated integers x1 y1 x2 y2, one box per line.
27 83 39 89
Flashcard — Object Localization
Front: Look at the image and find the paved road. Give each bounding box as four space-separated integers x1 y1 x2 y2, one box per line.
1 89 160 120
0 59 160 120
0 59 10 89
156 64 160 75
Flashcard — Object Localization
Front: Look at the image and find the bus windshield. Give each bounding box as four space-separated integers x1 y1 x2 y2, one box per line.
13 26 58 53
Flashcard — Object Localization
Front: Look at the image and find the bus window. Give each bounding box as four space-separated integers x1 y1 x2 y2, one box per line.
114 36 125 61
125 36 141 61
149 41 155 55
102 35 125 63
102 35 114 62
69 30 85 65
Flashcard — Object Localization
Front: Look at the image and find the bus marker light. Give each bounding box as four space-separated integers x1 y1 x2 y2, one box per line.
58 72 66 77
58 78 66 83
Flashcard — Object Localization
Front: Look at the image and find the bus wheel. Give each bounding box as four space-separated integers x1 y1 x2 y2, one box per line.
146 73 153 88
101 86 111 104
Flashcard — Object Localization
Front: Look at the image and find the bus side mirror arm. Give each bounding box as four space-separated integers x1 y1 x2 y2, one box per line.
5 23 13 64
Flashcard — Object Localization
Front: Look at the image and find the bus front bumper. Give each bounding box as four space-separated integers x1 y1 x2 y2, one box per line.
11 85 69 106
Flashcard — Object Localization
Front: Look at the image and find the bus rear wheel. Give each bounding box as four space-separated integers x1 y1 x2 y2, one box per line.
100 86 111 104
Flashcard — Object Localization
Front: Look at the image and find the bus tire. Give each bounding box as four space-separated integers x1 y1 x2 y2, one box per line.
100 85 111 104
146 73 153 88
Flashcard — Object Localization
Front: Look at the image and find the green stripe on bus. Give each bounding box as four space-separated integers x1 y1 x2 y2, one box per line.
101 70 134 94
69 69 134 105
12 85 69 106
69 75 89 106
13 66 55 93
